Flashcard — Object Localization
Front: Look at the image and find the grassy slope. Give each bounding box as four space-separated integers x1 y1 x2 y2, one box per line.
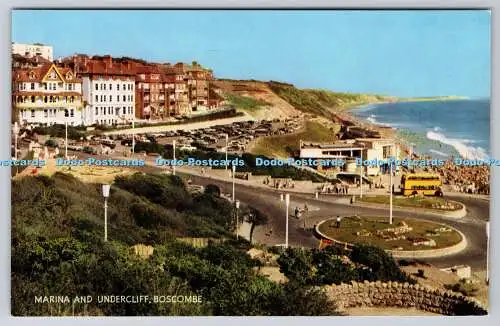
266 81 394 115
226 93 271 113
250 120 339 158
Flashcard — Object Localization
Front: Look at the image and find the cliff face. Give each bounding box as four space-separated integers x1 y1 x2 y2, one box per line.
213 80 301 120
325 281 488 316
215 79 396 119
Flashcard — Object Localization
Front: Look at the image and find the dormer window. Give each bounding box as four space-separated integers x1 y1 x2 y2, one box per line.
66 73 72 80
29 72 36 79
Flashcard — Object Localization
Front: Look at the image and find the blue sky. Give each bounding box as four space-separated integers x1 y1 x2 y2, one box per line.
11 10 491 98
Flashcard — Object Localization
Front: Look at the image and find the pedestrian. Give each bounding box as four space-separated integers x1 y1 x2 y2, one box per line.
336 216 341 228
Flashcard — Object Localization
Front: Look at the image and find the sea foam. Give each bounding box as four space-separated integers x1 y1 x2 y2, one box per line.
426 130 489 160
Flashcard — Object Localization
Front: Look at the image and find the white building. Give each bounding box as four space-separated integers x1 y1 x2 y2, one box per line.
12 63 84 126
12 42 54 62
299 138 398 176
81 76 136 126
78 56 136 126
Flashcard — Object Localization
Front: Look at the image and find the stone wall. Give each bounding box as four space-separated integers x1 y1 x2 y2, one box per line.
324 281 487 315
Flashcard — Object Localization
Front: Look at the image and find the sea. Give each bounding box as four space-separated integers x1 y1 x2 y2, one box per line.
351 99 491 160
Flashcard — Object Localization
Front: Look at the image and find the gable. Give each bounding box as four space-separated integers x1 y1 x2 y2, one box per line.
42 64 64 83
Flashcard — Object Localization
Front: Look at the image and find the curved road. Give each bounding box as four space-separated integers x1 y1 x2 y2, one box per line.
183 173 488 270
74 153 488 271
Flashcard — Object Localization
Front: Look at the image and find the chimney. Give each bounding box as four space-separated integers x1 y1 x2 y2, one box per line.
104 55 112 68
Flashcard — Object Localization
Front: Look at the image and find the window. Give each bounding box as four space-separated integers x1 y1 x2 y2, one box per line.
123 84 126 90
108 107 111 115
95 83 99 91
44 109 48 118
109 84 112 90
30 83 35 90
103 95 106 102
31 110 35 118
68 84 73 91
70 96 75 103
122 107 126 115
103 107 106 115
117 95 120 102
31 96 35 103
95 95 98 102
103 84 107 91
95 107 98 115
117 84 120 91
70 109 74 117
109 95 112 102
123 95 126 102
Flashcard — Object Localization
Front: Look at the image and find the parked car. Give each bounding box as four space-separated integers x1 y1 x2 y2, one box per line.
82 146 97 155
100 139 116 149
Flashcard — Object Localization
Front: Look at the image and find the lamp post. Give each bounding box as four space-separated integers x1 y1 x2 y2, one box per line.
64 110 69 159
225 134 229 170
102 184 111 242
389 158 393 225
131 119 135 154
172 139 176 176
13 122 19 160
486 221 490 283
360 145 365 199
235 200 240 240
232 164 236 203
285 194 290 248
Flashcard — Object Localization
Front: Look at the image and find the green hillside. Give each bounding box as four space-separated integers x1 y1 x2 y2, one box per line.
11 173 336 316
266 81 393 116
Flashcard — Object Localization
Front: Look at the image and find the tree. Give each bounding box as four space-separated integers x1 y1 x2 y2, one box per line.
204 184 221 197
349 244 412 282
246 207 268 244
277 248 314 285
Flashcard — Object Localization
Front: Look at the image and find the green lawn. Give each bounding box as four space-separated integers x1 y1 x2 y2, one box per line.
318 216 462 251
250 120 340 158
226 93 270 112
357 195 461 211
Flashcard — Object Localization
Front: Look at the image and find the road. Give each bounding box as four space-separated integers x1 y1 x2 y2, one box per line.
72 153 489 271
181 173 488 271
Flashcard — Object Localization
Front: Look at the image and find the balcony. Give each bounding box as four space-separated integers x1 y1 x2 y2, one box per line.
15 100 82 108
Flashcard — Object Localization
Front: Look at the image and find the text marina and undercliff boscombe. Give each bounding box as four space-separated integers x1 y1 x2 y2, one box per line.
4 157 500 168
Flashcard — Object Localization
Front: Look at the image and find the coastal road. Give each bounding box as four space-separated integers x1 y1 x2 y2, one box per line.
181 173 488 271
73 153 488 271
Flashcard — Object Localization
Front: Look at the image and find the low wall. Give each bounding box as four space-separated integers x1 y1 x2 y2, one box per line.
325 281 487 315
315 218 467 259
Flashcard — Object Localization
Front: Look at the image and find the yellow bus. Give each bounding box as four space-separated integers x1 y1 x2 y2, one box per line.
400 173 443 197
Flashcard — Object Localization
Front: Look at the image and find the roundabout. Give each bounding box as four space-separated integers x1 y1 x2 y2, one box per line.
316 216 467 258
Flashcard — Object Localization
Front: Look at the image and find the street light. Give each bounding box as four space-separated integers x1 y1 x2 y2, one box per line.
64 110 69 159
225 133 229 170
131 119 135 154
102 184 111 242
235 200 240 240
389 158 393 225
486 221 490 283
360 144 365 199
285 193 290 248
172 139 176 176
232 164 236 203
13 122 19 160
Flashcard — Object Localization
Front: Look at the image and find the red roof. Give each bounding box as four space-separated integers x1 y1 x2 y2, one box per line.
12 63 81 83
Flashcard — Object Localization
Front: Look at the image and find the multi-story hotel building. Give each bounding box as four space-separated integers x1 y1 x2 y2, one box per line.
12 63 84 126
61 55 136 126
12 53 52 69
12 42 54 61
135 64 175 120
